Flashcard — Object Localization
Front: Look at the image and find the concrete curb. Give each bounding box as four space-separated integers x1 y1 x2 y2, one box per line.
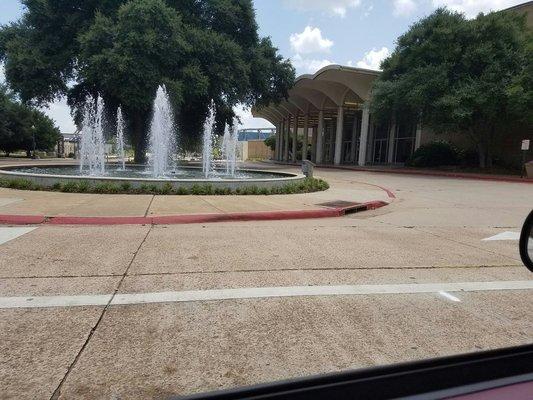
0 200 388 226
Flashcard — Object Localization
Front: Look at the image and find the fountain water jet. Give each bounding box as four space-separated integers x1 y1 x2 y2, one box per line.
116 106 126 170
148 85 176 177
222 121 238 177
79 95 106 176
202 101 216 178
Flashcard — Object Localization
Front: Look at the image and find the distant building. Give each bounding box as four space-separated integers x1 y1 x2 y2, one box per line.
237 128 276 142
237 128 276 160
56 132 79 158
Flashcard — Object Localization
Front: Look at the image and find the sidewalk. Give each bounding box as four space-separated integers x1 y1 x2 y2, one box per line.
264 161 533 184
0 164 393 224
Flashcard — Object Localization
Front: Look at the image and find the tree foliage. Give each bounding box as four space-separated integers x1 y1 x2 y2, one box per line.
0 85 61 156
0 0 295 162
371 8 533 167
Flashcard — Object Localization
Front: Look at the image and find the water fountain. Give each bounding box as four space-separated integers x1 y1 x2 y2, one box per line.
2 90 304 191
148 85 176 177
79 95 106 176
202 101 216 178
222 121 238 177
116 106 126 170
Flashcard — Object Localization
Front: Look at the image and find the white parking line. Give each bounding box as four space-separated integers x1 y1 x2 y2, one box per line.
438 291 461 302
0 227 37 246
482 231 520 241
1 281 532 309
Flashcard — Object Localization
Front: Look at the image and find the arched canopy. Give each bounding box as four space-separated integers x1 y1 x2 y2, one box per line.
253 64 380 125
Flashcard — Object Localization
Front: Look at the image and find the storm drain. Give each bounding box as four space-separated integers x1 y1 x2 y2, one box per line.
316 200 388 214
317 200 361 209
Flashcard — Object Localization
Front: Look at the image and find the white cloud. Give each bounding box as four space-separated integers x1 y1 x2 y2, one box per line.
39 97 76 133
283 0 361 17
291 54 334 74
234 106 274 129
432 0 522 18
393 0 417 17
0 63 5 83
349 47 391 70
290 26 333 54
363 4 374 17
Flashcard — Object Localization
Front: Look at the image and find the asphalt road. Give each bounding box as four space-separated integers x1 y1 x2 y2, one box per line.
1 167 532 399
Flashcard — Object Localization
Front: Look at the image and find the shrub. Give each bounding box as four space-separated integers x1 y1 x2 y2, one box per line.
158 182 173 195
77 181 90 192
408 141 459 167
175 186 189 195
120 182 132 192
457 148 479 167
60 181 79 193
93 182 119 193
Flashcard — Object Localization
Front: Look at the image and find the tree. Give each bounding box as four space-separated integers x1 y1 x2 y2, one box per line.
0 85 60 156
264 135 276 151
371 8 533 168
0 0 294 163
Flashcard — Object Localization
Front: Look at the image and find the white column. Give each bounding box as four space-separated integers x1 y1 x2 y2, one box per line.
283 116 290 161
387 119 396 164
334 106 344 165
415 122 422 150
274 122 280 160
311 126 317 163
358 106 370 166
302 114 309 160
316 110 324 164
292 113 298 162
276 118 283 161
349 114 359 163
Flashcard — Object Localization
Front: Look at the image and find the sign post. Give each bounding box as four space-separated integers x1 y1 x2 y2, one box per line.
521 139 530 178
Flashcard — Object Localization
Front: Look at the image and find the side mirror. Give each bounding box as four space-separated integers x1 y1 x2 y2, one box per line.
519 210 533 272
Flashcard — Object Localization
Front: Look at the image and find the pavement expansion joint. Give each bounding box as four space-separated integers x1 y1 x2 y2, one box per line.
49 225 153 400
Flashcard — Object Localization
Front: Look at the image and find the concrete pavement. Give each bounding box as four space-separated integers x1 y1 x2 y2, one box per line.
0 163 532 399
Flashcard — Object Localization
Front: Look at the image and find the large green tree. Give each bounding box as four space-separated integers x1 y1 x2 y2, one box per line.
0 85 60 156
371 8 532 168
0 0 294 162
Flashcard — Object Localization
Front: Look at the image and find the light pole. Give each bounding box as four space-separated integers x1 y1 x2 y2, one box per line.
31 124 36 159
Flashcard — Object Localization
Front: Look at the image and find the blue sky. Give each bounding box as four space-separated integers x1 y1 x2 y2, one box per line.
0 0 524 130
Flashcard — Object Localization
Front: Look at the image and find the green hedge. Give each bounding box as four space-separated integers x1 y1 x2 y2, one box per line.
408 141 460 167
0 177 329 196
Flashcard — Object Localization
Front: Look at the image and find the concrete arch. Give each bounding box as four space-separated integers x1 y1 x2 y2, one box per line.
314 65 377 101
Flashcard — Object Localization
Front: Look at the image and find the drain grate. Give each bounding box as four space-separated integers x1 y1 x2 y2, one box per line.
317 200 361 209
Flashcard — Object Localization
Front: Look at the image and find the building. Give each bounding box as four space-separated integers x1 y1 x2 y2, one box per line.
56 132 79 158
237 128 275 142
253 2 532 167
252 65 419 166
237 128 275 161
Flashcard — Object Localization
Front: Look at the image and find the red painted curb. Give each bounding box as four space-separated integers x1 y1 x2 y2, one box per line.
0 214 46 225
0 200 388 226
152 208 342 225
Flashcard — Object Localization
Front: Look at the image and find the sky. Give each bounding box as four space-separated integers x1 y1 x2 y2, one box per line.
0 0 525 131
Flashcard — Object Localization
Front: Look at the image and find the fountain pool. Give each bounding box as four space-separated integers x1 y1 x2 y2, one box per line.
0 163 305 191
0 87 307 193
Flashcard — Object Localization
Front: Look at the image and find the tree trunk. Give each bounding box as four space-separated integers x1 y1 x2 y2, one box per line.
486 146 493 169
26 150 31 158
478 143 487 169
132 112 148 164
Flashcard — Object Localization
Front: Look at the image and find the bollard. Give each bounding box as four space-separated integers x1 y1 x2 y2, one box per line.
302 159 315 178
